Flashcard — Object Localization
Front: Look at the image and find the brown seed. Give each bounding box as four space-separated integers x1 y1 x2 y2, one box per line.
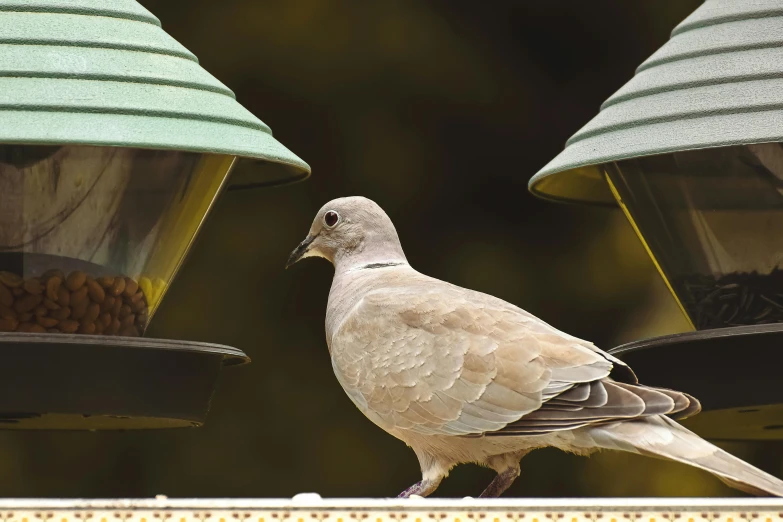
123 278 139 297
0 305 16 320
94 320 105 335
83 302 101 324
97 276 115 288
33 305 48 317
0 271 22 288
87 279 105 303
136 311 148 326
111 298 122 318
65 271 87 291
50 307 71 321
46 276 62 302
28 323 46 333
120 313 136 329
101 295 115 313
0 318 18 332
0 283 13 307
78 321 96 335
71 299 89 320
15 322 30 332
36 316 58 328
43 297 60 311
17 312 32 322
23 278 43 295
57 286 70 307
12 287 23 296
42 269 65 281
100 312 112 328
119 325 139 337
107 318 121 335
110 277 126 297
46 328 60 333
130 290 145 304
70 286 89 308
131 298 146 313
59 320 79 333
119 304 132 319
14 293 42 314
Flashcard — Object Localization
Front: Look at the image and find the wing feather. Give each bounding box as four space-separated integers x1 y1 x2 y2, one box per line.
330 276 699 437
332 281 612 435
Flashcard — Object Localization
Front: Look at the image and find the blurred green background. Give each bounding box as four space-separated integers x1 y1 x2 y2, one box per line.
2 0 780 499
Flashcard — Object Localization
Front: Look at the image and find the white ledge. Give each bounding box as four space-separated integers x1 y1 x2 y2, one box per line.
0 497 780 509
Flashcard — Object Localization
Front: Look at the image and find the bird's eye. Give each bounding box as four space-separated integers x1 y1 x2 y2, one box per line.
324 210 340 228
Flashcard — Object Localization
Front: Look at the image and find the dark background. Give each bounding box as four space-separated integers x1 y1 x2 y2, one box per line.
3 0 780 498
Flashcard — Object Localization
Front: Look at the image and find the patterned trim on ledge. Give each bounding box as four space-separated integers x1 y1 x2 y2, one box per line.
0 498 780 522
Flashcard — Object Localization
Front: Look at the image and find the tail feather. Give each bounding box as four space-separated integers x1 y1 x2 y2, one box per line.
585 415 783 497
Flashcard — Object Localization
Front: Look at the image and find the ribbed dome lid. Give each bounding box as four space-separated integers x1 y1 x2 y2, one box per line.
529 0 783 205
0 0 310 187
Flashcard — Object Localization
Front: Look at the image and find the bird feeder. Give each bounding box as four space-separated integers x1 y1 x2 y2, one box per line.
0 1 310 429
529 0 783 440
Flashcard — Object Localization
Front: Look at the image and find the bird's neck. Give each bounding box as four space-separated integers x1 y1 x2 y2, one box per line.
326 251 411 353
333 238 408 275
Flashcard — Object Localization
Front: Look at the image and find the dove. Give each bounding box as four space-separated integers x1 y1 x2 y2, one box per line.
286 196 783 498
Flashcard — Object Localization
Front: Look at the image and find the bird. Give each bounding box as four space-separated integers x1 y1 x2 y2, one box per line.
286 195 783 498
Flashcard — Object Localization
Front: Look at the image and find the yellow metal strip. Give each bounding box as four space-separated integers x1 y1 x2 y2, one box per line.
603 170 696 331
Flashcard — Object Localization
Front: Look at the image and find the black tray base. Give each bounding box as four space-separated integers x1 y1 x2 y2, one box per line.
609 324 783 441
0 333 249 430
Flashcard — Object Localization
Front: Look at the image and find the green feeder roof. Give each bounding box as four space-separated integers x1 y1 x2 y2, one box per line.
0 0 310 188
529 0 783 205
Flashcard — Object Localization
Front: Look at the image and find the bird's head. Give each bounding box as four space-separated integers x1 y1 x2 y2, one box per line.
286 196 407 270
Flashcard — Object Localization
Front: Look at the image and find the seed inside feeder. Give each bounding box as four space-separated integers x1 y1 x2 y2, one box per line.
0 270 149 336
675 269 783 329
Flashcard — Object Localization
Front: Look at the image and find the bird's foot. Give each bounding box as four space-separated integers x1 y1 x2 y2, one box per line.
478 466 521 498
397 478 441 498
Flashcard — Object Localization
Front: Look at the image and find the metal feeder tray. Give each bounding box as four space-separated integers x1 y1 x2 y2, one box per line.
609 323 783 442
0 332 249 430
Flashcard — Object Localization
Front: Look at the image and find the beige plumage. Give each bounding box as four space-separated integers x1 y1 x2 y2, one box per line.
287 196 783 498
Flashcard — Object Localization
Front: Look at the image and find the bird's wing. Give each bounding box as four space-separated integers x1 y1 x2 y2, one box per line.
330 281 662 437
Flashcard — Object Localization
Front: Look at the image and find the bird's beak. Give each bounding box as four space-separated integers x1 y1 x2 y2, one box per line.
286 234 317 269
